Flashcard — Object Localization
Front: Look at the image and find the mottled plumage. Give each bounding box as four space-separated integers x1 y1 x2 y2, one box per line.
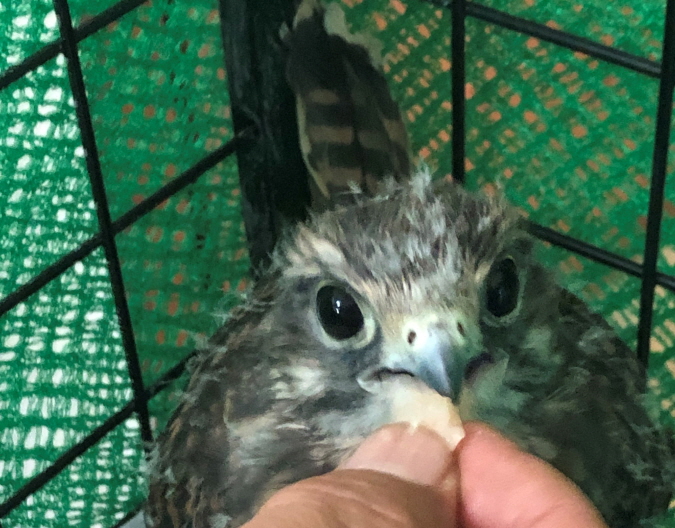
146 173 674 528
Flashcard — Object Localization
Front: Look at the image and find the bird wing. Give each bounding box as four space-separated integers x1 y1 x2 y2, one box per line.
533 288 674 526
285 0 411 209
557 288 646 391
146 277 280 528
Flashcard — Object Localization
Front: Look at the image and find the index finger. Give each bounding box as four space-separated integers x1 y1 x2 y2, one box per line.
456 423 609 528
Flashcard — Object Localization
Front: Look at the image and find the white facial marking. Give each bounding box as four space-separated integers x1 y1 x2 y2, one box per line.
287 363 325 397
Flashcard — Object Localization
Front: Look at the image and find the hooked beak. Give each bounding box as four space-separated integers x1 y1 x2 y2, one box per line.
381 340 465 401
362 313 477 401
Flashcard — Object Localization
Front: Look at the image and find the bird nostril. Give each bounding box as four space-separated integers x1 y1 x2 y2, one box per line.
407 330 417 345
457 322 466 337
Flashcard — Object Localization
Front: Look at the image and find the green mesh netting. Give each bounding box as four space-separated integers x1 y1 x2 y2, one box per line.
1 0 674 526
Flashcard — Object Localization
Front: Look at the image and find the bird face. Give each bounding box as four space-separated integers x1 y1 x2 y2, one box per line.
306 273 480 401
273 173 544 419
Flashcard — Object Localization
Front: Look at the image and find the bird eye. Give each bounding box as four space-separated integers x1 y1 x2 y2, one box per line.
485 257 520 318
316 285 364 340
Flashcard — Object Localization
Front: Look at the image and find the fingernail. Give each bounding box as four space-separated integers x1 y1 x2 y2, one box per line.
339 423 457 487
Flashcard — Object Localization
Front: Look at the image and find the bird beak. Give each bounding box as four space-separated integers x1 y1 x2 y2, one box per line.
364 313 472 402
413 345 463 400
387 337 465 401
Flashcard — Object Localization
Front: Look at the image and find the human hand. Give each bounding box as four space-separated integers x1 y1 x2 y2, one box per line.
457 423 608 528
243 422 609 528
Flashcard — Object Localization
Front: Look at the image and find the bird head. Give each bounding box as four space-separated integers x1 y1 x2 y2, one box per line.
266 171 559 423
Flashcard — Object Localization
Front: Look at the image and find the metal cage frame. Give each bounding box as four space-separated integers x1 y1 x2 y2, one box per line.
1 0 674 526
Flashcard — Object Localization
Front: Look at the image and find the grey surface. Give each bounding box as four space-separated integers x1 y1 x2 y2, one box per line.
121 511 146 528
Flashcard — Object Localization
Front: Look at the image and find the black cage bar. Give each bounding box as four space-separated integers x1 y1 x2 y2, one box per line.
1 0 674 525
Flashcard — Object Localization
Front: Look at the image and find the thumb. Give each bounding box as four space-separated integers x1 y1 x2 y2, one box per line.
340 422 459 489
244 423 459 528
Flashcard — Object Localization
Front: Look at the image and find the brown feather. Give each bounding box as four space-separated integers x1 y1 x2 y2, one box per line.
285 0 412 209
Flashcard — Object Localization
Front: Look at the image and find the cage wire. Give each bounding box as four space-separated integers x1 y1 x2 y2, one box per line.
1 0 674 526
